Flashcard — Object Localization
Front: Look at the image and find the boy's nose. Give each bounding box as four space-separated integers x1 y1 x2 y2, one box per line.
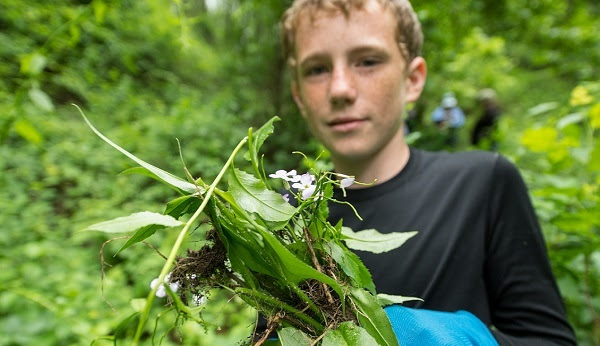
329 66 357 108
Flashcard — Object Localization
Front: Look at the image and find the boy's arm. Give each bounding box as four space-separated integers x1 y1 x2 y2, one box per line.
483 155 575 345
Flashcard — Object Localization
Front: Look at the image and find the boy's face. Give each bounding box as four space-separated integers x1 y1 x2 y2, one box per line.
292 0 425 164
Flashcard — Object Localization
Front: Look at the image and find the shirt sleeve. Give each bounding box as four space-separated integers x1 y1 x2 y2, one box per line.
484 155 576 346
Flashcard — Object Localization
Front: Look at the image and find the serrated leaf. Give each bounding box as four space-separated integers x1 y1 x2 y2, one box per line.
278 327 312 346
326 241 375 294
322 322 378 346
75 106 200 194
341 227 417 254
350 287 398 346
377 293 423 306
83 212 183 233
228 168 296 223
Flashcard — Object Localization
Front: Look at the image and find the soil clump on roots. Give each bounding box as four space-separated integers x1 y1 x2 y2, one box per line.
170 229 228 303
170 229 358 344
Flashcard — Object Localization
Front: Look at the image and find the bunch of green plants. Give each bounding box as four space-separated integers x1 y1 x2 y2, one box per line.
510 82 600 345
79 109 418 345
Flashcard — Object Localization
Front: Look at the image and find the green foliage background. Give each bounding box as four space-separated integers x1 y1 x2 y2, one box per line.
1 0 598 345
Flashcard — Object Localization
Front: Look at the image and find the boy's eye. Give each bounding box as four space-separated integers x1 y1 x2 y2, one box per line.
357 58 380 67
304 65 328 77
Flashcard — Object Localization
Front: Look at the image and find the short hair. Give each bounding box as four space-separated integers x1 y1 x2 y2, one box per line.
280 0 423 68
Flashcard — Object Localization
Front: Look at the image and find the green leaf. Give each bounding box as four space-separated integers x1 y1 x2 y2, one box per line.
29 87 55 112
115 196 201 254
254 116 280 149
326 241 375 294
75 106 201 194
246 116 280 163
377 293 423 306
278 327 312 346
228 168 297 223
350 287 398 346
115 225 160 255
120 167 201 194
164 195 201 216
322 322 379 346
83 212 183 233
255 226 344 298
341 227 417 254
220 224 273 279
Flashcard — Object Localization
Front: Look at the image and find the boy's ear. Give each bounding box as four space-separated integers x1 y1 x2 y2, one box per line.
405 57 427 103
291 81 306 117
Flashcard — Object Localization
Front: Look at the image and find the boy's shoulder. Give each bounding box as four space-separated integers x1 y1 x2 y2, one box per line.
410 148 519 185
415 148 500 170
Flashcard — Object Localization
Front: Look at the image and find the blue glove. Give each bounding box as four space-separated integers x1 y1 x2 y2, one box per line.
384 305 498 346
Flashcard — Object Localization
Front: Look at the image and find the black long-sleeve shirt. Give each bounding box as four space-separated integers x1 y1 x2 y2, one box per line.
329 147 576 345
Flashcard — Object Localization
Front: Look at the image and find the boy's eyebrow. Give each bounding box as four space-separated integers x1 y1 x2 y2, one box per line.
347 45 389 57
298 53 329 67
298 44 390 66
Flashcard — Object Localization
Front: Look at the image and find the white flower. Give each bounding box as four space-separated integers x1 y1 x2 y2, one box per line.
282 193 290 202
156 286 167 298
292 173 314 190
150 273 179 298
301 184 316 199
292 173 317 199
340 177 355 188
269 169 300 182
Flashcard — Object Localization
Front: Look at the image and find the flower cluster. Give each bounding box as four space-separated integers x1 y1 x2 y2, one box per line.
269 169 355 200
150 273 207 306
150 273 179 298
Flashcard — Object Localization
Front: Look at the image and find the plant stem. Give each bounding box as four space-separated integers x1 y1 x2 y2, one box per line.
235 287 325 333
131 136 248 346
288 282 323 320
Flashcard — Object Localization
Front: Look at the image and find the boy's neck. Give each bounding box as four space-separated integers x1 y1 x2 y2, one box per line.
333 138 410 189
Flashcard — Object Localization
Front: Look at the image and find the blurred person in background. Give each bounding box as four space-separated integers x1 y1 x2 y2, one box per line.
472 88 502 150
430 91 465 147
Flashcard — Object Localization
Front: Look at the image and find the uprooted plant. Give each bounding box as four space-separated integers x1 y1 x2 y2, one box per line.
78 105 418 345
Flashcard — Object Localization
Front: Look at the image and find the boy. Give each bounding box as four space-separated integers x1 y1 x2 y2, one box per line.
279 0 576 344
